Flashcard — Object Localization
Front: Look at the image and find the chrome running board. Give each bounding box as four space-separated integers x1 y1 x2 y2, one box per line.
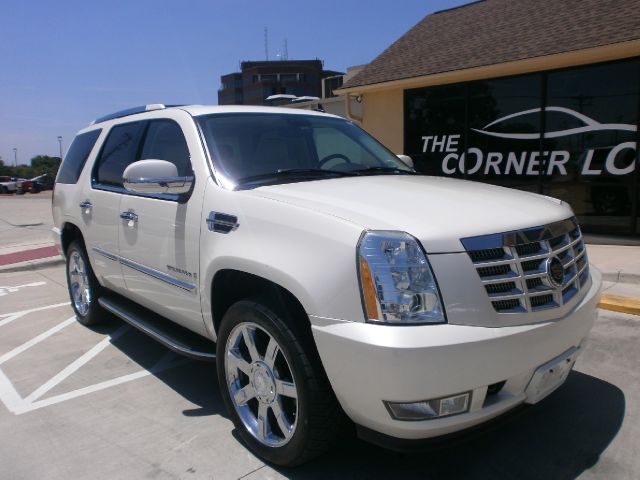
99 294 216 362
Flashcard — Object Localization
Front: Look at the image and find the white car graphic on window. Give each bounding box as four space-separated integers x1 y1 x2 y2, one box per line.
471 106 637 140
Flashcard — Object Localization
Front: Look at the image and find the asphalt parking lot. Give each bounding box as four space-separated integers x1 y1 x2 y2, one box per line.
0 262 639 479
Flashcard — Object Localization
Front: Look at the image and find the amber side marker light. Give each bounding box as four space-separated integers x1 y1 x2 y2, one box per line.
359 256 381 321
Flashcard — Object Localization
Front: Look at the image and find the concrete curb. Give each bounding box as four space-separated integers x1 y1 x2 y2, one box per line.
0 255 64 273
599 293 640 317
601 271 640 285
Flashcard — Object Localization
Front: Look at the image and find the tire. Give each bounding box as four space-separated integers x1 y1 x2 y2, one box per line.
0 186 7 194
30 185 40 194
65 240 104 326
216 299 342 466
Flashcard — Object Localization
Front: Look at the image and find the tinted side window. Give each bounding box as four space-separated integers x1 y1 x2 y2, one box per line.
140 120 191 176
56 129 102 184
94 121 145 186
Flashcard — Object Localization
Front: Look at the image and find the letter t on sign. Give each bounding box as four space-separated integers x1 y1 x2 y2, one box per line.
421 136 433 153
432 136 446 152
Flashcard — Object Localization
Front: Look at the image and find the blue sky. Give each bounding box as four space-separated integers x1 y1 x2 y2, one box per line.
1 0 466 166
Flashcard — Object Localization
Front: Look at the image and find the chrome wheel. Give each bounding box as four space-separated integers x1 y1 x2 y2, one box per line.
225 322 298 447
68 250 91 316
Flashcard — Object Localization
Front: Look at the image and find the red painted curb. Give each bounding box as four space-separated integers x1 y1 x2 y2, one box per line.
0 246 60 266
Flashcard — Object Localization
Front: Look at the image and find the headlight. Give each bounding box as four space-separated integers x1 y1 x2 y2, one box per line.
357 231 445 324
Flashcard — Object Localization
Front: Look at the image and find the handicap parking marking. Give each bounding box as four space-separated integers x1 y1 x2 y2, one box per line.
0 281 47 297
22 324 131 404
0 316 77 365
0 301 191 416
22 353 190 415
0 301 70 328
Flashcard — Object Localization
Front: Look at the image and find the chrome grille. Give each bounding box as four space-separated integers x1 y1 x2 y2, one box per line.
462 217 590 314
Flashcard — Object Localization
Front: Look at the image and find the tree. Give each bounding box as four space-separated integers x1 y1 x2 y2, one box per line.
0 157 10 176
31 155 62 177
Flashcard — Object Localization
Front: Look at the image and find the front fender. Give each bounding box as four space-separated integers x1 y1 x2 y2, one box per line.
199 183 365 340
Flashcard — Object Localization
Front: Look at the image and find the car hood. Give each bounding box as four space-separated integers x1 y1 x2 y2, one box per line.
250 175 574 253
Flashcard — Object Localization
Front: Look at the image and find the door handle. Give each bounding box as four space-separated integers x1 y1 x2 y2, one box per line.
79 200 93 212
120 211 138 222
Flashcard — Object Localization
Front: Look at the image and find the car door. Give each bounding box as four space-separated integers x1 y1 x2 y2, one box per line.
117 113 207 335
84 121 147 293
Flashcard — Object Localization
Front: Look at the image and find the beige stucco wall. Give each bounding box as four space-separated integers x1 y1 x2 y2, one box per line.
361 89 404 154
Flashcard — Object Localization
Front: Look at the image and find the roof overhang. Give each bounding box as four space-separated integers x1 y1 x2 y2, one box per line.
336 39 640 95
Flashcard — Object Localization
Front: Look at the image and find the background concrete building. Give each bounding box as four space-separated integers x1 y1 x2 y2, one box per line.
218 60 343 106
286 65 366 118
338 0 640 237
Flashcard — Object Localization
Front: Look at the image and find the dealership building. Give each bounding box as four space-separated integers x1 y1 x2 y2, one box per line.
338 0 640 237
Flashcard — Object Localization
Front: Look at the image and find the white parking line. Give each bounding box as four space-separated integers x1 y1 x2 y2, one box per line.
0 368 26 414
0 301 193 416
0 316 77 365
0 302 70 327
23 353 190 414
0 282 47 297
25 324 130 403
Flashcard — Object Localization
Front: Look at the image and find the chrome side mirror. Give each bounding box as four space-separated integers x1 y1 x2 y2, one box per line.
123 159 193 195
397 154 414 169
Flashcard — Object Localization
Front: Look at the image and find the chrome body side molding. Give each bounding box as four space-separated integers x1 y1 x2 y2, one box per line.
92 246 119 261
92 247 196 291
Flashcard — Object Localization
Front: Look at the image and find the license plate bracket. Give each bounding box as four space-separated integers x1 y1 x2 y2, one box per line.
525 346 579 404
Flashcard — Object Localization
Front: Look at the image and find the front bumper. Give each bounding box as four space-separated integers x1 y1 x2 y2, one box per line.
310 268 601 440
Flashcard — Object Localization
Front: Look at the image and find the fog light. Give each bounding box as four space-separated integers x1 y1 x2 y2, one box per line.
385 392 471 421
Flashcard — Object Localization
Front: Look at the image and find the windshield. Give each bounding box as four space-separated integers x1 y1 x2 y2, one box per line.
197 113 412 188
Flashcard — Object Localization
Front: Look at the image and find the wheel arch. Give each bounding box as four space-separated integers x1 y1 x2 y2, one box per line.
210 269 312 342
60 221 85 255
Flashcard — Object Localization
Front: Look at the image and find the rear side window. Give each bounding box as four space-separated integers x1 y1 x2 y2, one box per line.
56 129 102 184
140 120 191 176
94 121 145 187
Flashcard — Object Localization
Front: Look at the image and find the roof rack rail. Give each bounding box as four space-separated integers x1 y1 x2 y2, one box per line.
90 104 167 125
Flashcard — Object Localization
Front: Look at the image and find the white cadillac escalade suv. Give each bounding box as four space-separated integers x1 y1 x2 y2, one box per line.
52 104 601 466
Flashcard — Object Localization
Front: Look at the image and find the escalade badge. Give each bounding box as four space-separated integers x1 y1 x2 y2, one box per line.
546 256 565 288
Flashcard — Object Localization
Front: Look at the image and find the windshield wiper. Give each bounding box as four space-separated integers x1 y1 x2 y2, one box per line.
235 168 359 186
354 166 418 175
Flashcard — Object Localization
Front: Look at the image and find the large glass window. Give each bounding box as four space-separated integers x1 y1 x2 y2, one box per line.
198 113 410 187
543 59 639 235
93 119 192 190
56 129 101 184
403 57 640 236
405 84 466 177
313 126 380 168
467 75 542 192
140 120 191 176
94 121 145 187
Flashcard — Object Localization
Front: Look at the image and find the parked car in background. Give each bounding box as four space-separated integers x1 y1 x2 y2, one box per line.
0 176 17 194
16 174 54 194
30 174 54 192
16 178 33 194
